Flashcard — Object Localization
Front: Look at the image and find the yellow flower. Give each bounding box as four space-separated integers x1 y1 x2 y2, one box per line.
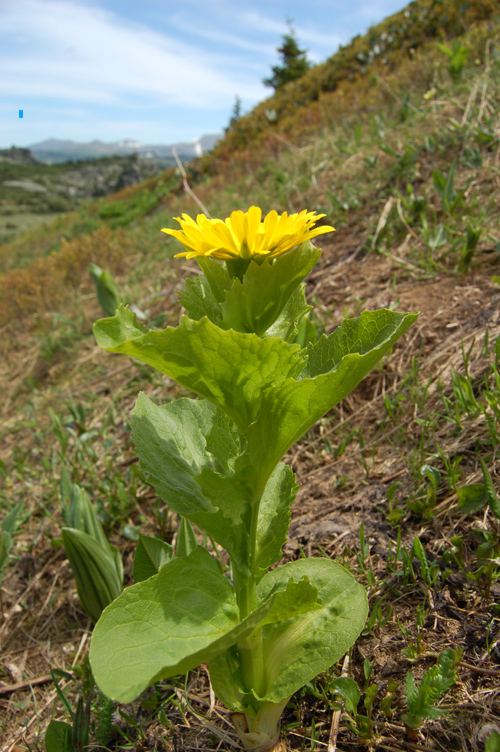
161 206 335 261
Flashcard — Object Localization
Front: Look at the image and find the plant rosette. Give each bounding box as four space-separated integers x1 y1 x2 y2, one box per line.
89 207 418 750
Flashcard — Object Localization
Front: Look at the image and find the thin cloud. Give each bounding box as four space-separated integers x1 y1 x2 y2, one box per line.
0 0 264 108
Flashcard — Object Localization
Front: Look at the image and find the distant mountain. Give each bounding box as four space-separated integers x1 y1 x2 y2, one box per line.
28 135 221 164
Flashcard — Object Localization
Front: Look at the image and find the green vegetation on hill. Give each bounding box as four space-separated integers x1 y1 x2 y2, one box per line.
205 0 499 163
0 152 169 245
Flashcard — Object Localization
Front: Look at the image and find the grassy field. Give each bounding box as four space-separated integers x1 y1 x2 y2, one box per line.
1 2 500 751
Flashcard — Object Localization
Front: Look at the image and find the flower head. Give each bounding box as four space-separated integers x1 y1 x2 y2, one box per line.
161 206 334 261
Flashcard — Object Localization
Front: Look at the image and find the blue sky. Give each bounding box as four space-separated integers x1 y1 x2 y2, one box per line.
1 0 409 148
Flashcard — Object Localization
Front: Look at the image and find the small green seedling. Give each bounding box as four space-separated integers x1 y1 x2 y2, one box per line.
459 224 481 274
432 164 466 214
436 40 469 81
89 263 122 317
0 502 23 618
45 671 91 752
458 458 500 595
402 647 461 730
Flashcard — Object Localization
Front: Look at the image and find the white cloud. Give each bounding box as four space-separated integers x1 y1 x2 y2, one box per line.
0 0 265 108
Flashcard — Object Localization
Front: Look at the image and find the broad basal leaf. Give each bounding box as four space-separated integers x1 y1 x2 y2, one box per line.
209 559 366 711
257 558 368 704
94 306 305 430
90 547 275 703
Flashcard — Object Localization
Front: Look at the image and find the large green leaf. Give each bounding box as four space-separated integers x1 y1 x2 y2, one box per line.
130 392 251 574
245 310 418 480
90 547 275 703
131 392 249 526
256 558 368 704
131 394 227 517
209 559 367 711
218 242 321 336
94 306 305 430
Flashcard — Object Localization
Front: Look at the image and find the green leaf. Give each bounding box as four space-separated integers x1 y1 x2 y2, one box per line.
0 529 13 576
179 275 222 324
89 264 122 317
62 528 122 622
176 517 198 558
258 576 322 626
219 242 321 336
245 309 418 481
130 393 250 573
412 537 433 586
254 463 298 581
45 720 74 752
204 408 242 474
133 535 174 583
62 482 109 551
131 392 247 523
196 256 232 304
480 458 500 520
266 284 312 343
255 558 367 704
1 502 23 536
486 730 500 752
330 677 360 713
90 547 275 703
131 394 227 517
94 306 305 431
457 483 488 513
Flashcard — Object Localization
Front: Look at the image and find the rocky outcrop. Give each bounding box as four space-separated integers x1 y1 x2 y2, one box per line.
0 147 39 165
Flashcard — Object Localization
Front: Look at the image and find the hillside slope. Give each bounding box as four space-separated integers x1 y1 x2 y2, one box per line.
1 3 500 750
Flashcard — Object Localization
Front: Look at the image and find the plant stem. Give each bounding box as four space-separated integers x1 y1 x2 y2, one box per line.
232 491 267 701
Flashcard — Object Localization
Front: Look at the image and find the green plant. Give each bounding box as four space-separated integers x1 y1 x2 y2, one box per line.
486 730 500 752
45 671 91 752
89 264 123 317
436 40 469 81
88 208 417 749
459 223 482 274
432 164 466 214
0 502 23 617
331 676 377 739
458 458 500 596
401 647 461 729
60 469 123 622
